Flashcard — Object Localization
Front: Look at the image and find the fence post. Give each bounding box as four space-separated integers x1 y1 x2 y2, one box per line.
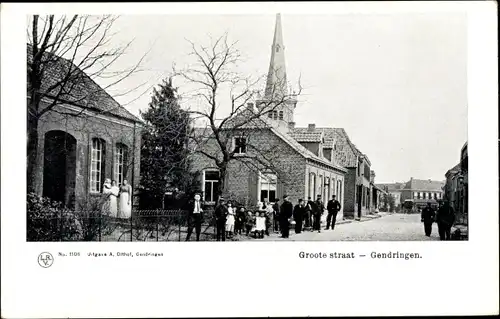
130 210 133 242
156 209 159 242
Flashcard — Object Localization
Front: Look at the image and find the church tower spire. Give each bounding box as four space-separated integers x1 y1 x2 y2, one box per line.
258 13 297 131
265 13 287 98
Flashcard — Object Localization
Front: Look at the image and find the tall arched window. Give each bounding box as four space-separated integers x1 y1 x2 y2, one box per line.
90 138 106 193
114 143 128 185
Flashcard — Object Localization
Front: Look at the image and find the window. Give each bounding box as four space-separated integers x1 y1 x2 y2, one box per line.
423 192 427 199
278 111 284 120
114 144 128 185
90 138 105 193
414 192 418 199
233 136 247 154
434 193 437 200
203 170 220 203
260 172 277 203
318 175 323 198
324 177 330 200
309 173 316 199
268 112 273 119
268 110 278 120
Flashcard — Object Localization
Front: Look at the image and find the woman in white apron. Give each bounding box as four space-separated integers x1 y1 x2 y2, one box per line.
225 201 235 238
119 179 132 219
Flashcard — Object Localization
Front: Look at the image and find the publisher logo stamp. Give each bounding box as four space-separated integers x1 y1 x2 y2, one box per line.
38 252 54 268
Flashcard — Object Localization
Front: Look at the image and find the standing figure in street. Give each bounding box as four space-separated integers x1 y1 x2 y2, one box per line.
272 199 280 232
436 201 455 240
102 178 112 214
186 193 203 241
280 195 293 238
293 199 306 234
118 179 132 219
245 211 255 237
304 197 313 230
225 201 235 238
326 195 342 230
421 202 436 237
235 207 246 235
264 199 273 236
215 198 228 241
313 195 324 233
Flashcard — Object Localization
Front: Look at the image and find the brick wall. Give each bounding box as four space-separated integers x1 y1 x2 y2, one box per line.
190 128 307 207
343 168 356 217
34 100 142 209
190 126 346 212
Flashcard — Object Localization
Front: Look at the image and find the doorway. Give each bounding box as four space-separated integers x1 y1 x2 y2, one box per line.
43 130 77 208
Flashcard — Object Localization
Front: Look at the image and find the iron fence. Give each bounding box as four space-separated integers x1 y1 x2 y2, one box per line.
27 209 218 242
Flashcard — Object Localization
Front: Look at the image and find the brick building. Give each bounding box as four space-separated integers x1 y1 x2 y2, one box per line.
190 14 348 219
375 182 405 210
444 141 468 224
400 178 445 210
27 44 142 209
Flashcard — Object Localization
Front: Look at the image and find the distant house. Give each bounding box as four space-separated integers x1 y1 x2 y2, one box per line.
376 182 405 209
27 44 143 209
400 178 445 210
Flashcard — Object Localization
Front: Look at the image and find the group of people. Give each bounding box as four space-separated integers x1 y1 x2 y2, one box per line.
184 192 342 241
101 178 133 219
421 200 456 240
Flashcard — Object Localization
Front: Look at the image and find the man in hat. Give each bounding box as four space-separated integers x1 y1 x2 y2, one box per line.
280 195 293 238
186 193 204 241
272 199 281 232
326 195 342 231
421 202 436 237
293 199 306 234
313 194 325 233
436 200 455 240
214 197 228 241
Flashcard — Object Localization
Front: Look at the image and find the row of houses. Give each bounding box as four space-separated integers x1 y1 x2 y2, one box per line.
376 178 445 212
28 14 384 221
443 142 468 224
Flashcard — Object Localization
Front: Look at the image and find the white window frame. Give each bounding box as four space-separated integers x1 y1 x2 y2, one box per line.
233 136 247 155
202 169 220 204
90 138 104 193
258 172 278 203
278 111 284 120
114 144 127 185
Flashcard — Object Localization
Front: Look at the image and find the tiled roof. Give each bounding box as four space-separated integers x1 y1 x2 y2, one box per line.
27 44 141 123
404 179 445 192
192 109 347 173
288 131 324 143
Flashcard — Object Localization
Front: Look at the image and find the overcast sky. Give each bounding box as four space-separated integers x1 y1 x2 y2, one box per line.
100 13 467 184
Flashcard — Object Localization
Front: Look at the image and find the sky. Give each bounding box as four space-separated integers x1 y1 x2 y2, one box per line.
92 13 468 184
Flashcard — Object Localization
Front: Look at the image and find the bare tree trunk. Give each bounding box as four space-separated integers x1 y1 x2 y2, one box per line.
216 164 227 201
27 97 40 194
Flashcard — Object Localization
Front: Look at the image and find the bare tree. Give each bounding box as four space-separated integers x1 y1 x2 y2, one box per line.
173 34 302 201
27 15 149 193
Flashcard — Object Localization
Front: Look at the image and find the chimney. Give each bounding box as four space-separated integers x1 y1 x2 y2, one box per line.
247 102 254 111
308 123 316 132
288 122 295 129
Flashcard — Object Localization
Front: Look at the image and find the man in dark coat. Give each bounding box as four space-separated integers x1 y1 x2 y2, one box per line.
326 195 342 230
293 199 306 234
272 199 280 232
305 197 315 230
421 202 436 237
436 201 455 240
313 195 324 233
185 193 204 241
280 195 293 238
214 198 228 241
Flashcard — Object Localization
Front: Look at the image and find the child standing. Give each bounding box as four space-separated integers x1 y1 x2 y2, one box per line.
235 207 246 235
225 201 235 238
245 211 255 237
255 212 266 239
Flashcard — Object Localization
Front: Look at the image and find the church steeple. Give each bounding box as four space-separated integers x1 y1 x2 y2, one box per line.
265 13 288 98
257 13 297 131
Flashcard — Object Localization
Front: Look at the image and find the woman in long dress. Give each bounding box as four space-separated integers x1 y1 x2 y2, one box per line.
225 201 235 238
119 179 132 219
102 179 112 214
109 180 119 218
